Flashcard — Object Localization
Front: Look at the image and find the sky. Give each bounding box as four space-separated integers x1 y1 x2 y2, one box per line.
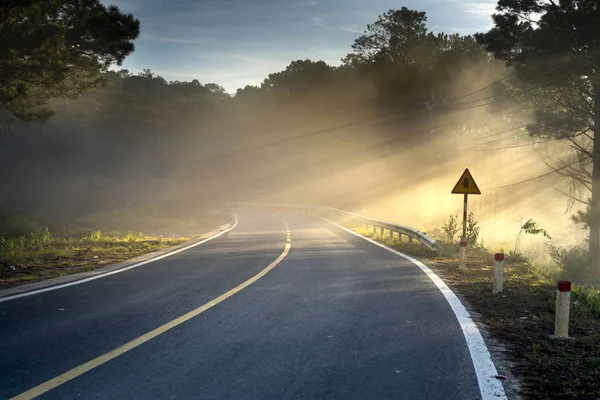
105 0 498 93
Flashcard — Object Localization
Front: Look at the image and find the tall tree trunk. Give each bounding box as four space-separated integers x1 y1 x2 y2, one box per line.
590 83 600 270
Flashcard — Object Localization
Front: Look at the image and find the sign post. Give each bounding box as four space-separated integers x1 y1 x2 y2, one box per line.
451 169 481 270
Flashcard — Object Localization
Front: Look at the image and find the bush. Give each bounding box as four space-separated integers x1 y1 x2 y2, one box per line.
505 250 529 264
573 286 600 317
0 209 45 238
466 212 481 248
441 212 480 247
546 243 593 284
442 215 458 243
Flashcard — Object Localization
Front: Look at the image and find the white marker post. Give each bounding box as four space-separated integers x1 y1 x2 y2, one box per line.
493 253 504 293
451 169 481 271
554 280 572 339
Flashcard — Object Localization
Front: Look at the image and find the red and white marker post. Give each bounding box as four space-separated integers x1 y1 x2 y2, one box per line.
554 280 571 339
493 253 504 293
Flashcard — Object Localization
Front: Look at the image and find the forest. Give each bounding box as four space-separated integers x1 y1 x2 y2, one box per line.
1 1 599 278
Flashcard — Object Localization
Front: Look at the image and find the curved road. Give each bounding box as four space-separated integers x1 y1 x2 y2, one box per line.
1 211 494 399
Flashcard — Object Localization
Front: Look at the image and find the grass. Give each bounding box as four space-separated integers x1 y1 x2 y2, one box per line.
0 207 233 289
344 222 600 399
0 229 188 289
573 286 600 318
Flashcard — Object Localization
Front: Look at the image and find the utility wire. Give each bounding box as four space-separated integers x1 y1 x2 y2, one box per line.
478 132 529 145
464 137 557 151
484 159 581 190
188 55 599 165
450 71 517 101
459 124 531 145
452 64 563 106
450 56 600 111
459 124 530 144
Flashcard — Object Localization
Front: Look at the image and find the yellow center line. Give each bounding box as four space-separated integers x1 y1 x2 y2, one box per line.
13 223 292 400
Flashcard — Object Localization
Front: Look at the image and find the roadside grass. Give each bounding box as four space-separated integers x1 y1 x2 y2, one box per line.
349 225 600 399
0 229 188 289
0 207 233 289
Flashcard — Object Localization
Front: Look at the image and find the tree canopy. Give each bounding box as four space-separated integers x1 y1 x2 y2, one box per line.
0 0 140 126
477 0 600 268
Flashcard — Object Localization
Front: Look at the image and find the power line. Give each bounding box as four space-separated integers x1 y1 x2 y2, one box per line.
484 159 581 190
452 64 563 106
465 137 557 151
479 132 529 145
459 124 530 144
450 71 517 101
450 56 600 111
186 55 599 167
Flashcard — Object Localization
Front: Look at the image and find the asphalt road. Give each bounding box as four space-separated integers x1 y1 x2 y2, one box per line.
0 211 483 399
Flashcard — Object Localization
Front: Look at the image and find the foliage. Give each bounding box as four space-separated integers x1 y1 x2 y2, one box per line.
573 286 600 317
546 243 594 284
0 209 45 238
344 7 489 111
476 0 600 269
0 6 508 235
0 0 140 125
465 211 480 248
442 215 458 243
513 218 551 255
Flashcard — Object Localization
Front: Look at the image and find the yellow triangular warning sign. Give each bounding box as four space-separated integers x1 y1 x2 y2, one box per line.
452 169 481 195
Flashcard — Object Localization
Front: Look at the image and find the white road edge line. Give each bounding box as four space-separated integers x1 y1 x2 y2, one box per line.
318 215 507 400
0 215 240 304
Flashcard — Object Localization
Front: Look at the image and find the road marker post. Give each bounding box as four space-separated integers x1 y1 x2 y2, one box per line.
554 280 572 339
451 169 481 271
493 253 504 293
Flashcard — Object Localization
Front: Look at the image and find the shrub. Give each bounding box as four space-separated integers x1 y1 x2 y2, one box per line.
0 209 45 238
466 212 480 248
514 218 551 255
442 215 458 243
573 286 600 317
546 243 593 284
441 212 480 247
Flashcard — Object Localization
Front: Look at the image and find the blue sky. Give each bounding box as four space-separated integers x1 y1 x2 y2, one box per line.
105 0 497 92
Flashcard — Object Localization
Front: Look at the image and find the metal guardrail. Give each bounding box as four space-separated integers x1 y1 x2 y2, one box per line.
228 202 440 253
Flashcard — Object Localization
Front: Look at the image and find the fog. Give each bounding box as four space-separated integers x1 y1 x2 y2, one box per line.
0 57 586 256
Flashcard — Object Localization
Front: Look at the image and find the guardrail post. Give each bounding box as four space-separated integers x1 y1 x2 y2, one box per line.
554 281 571 339
493 253 504 293
459 241 467 270
372 225 376 234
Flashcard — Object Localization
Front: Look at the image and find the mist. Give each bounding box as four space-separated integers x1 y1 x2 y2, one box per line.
0 56 584 255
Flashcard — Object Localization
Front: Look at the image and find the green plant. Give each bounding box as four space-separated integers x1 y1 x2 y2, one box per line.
573 286 600 317
87 231 103 241
465 212 480 247
0 210 45 238
505 251 529 264
546 243 593 284
442 215 458 243
514 218 551 255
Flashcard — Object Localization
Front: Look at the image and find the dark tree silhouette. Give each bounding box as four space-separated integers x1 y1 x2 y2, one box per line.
0 0 140 126
476 0 600 269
